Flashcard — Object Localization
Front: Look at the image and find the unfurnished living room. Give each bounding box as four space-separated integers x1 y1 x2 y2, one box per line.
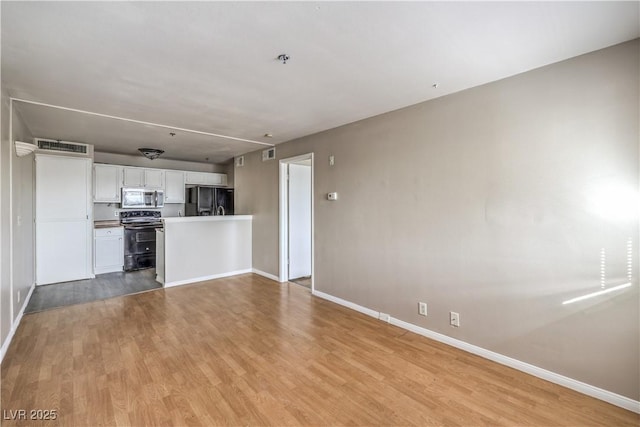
1 2 639 426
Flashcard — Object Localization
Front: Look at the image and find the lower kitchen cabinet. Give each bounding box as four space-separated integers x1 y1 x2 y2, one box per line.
94 227 124 274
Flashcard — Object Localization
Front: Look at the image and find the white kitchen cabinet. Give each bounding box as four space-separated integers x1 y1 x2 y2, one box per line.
185 171 205 185
93 164 122 202
123 167 144 187
123 167 164 189
185 171 227 186
36 154 93 285
144 169 164 189
94 227 124 274
164 170 185 203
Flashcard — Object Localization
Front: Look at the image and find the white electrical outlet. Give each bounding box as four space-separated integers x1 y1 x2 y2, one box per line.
418 302 427 316
450 311 460 327
17 290 21 303
114 211 120 217
329 155 335 166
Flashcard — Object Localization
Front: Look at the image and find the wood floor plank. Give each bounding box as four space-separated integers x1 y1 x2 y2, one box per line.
1 273 638 426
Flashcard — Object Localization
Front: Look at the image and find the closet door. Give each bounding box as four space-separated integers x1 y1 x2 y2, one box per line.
36 155 92 285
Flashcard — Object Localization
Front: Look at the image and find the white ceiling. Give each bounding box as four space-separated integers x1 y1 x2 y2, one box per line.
2 2 638 164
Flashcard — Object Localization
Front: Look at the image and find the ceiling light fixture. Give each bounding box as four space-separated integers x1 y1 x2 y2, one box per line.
277 54 290 64
138 148 165 160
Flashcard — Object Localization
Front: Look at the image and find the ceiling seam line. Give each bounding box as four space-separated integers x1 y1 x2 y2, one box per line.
10 97 275 147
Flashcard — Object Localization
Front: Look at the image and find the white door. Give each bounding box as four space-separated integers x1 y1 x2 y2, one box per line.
288 163 312 279
36 155 92 285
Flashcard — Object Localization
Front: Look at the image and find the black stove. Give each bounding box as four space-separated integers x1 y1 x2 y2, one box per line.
120 211 163 271
120 210 162 227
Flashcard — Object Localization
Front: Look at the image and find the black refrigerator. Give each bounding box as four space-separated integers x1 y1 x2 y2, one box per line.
214 187 234 215
185 186 234 216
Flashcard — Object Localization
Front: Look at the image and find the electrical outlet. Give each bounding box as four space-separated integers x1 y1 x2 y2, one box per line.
418 302 427 316
114 211 119 217
329 155 335 166
17 290 21 303
450 311 460 327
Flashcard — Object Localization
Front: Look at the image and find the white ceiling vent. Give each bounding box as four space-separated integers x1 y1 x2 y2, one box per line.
235 156 245 167
262 147 276 161
35 138 93 157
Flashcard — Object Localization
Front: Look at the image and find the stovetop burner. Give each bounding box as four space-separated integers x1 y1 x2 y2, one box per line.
120 210 162 224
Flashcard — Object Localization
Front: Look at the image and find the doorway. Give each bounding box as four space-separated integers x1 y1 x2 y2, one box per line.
279 154 313 291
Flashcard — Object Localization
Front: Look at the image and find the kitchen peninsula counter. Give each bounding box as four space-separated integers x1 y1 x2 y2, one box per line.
156 215 252 287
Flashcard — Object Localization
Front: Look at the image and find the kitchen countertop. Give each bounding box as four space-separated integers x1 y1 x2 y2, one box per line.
94 220 122 229
162 215 252 223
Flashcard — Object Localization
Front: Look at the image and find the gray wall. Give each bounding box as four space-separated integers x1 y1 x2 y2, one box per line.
11 106 34 317
0 86 35 350
235 40 639 400
1 87 11 345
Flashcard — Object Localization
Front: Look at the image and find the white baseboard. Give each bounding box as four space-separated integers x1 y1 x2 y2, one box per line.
313 290 380 319
164 269 252 288
0 282 36 364
311 289 640 414
252 269 282 282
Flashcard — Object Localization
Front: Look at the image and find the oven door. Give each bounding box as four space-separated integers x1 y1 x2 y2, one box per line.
123 225 161 271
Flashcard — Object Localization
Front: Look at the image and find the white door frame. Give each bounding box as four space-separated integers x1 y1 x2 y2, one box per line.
279 153 314 291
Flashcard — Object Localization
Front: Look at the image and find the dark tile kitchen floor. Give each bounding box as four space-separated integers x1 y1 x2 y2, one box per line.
25 269 162 313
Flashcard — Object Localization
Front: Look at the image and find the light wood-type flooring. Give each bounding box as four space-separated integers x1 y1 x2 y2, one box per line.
2 274 638 426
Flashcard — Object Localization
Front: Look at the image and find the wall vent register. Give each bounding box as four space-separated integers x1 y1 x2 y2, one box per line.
36 138 89 154
262 147 276 161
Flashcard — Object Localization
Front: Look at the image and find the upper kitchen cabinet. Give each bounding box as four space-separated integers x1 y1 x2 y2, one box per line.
185 171 227 186
123 167 164 189
144 169 164 188
164 170 185 203
93 164 122 202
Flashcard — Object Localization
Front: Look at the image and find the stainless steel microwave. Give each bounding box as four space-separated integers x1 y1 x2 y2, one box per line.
121 188 164 209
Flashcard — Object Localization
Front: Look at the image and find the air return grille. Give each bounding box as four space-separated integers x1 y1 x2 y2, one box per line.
36 139 88 154
262 147 275 161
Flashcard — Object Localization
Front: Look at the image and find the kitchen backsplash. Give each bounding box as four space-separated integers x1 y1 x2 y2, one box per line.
94 203 184 220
